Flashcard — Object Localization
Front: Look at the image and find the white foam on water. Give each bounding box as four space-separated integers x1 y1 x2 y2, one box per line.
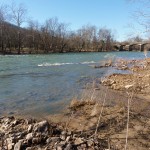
38 61 97 67
80 61 96 64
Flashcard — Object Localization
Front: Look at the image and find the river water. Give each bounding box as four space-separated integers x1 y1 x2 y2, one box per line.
0 52 148 116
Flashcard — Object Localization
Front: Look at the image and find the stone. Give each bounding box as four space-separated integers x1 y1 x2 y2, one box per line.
26 147 32 150
27 125 32 133
8 143 14 150
67 131 72 136
61 131 67 135
6 137 15 149
6 137 14 144
0 116 5 119
87 140 93 147
57 145 64 150
64 143 73 150
125 84 134 89
73 134 77 138
60 135 66 140
32 138 40 144
14 141 22 150
51 137 61 143
25 118 35 125
81 143 87 148
60 141 66 145
33 120 49 132
26 133 33 141
15 132 24 140
66 136 71 142
4 118 11 125
12 120 19 126
46 137 52 143
74 138 84 145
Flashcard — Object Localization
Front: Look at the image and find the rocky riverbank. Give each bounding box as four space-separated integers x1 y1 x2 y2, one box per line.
0 99 150 150
101 57 150 94
0 114 108 150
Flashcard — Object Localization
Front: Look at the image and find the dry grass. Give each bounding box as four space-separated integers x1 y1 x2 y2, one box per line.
69 99 96 111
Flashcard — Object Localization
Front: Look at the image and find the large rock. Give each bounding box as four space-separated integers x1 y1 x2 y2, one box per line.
33 120 49 132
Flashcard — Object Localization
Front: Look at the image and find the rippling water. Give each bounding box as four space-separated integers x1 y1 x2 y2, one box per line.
0 52 148 116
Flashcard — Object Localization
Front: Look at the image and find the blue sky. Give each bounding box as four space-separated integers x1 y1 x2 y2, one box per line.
0 0 145 41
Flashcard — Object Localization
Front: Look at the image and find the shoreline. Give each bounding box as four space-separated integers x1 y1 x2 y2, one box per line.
0 50 143 56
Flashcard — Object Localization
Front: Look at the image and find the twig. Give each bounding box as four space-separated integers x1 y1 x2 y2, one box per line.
124 91 134 150
90 81 96 101
94 87 107 138
65 111 74 131
108 138 111 150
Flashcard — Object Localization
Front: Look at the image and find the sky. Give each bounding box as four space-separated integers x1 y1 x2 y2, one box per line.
0 0 146 41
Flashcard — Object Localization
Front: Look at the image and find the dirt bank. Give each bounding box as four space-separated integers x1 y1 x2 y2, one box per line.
1 100 149 150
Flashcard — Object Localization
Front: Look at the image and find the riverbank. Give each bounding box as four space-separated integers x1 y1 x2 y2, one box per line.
1 57 150 150
0 100 150 150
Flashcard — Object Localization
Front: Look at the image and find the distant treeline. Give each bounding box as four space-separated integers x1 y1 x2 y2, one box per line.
1 3 116 54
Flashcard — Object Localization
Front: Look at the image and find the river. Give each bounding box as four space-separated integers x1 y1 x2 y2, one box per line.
0 51 148 116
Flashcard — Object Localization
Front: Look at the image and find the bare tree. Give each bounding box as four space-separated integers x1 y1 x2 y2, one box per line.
10 2 27 54
26 20 40 53
127 0 150 37
56 22 69 52
0 4 8 54
98 27 114 51
76 25 98 51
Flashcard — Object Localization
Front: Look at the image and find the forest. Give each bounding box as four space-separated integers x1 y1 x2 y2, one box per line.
0 3 118 54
